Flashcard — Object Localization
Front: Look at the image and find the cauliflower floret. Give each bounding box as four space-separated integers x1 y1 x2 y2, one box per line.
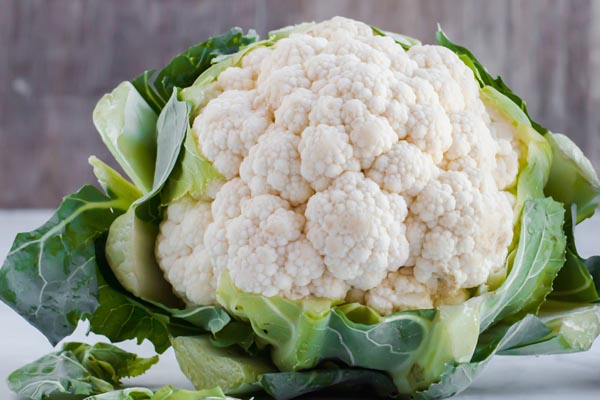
299 124 360 191
404 215 427 267
408 45 480 104
217 67 255 91
306 16 374 41
156 197 216 305
385 81 415 134
443 110 498 178
204 179 251 274
494 139 520 190
275 88 315 134
301 94 400 170
307 96 398 170
304 53 338 83
210 178 251 220
309 95 344 127
257 64 312 110
365 270 434 315
254 34 326 111
346 109 397 169
194 90 270 179
323 37 391 68
486 102 522 190
365 35 418 75
345 287 366 304
261 34 327 76
305 172 409 290
224 195 342 299
367 141 439 197
240 128 313 205
404 76 440 106
405 103 453 164
409 171 514 292
309 271 350 299
414 68 466 113
241 46 272 79
312 55 394 110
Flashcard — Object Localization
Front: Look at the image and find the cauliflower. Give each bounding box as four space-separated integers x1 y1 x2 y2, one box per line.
6 16 598 400
9 16 600 400
155 17 520 315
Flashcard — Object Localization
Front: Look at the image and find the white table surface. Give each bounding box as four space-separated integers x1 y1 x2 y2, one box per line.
1 209 600 399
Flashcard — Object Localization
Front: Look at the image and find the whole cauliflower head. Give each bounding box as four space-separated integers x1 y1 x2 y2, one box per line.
155 17 520 315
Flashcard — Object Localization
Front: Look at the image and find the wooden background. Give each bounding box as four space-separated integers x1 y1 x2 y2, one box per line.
1 0 599 207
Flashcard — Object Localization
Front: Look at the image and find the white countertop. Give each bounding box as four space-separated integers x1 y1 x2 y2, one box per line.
1 210 600 399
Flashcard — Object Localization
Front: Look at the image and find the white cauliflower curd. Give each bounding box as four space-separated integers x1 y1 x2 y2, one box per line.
155 17 520 315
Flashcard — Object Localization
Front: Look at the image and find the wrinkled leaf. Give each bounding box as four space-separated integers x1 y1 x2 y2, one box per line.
179 39 267 118
159 303 231 335
132 28 258 112
161 128 223 205
93 82 158 192
181 25 309 118
172 335 275 394
65 342 157 382
544 133 600 223
210 321 256 354
89 156 142 203
259 368 399 400
501 301 600 355
436 29 547 135
132 70 168 114
549 206 599 303
84 386 230 400
480 198 566 329
586 256 600 293
0 185 129 345
479 86 552 212
418 301 600 399
544 131 600 302
152 30 257 101
90 268 174 354
84 387 155 400
105 207 181 307
91 241 223 354
100 90 190 308
134 90 190 223
7 342 157 400
416 315 550 399
218 272 481 393
150 386 229 400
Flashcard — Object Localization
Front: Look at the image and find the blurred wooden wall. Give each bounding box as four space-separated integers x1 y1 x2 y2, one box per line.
1 0 599 207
